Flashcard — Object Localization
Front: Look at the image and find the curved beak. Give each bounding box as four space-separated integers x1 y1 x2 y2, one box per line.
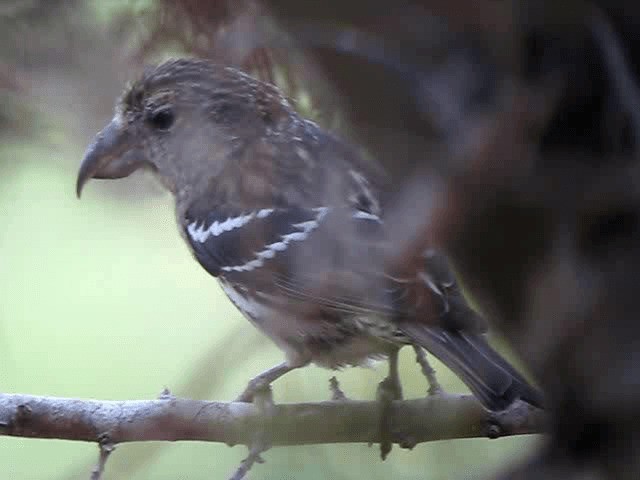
76 119 145 198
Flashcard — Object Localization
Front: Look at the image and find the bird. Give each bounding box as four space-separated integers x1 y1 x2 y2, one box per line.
75 58 542 418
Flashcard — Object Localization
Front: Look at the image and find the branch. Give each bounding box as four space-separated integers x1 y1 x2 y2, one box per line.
0 392 544 448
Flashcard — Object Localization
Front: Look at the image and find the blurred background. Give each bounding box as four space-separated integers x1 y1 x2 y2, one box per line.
0 1 540 478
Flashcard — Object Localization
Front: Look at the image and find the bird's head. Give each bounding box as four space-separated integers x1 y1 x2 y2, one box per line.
76 58 297 200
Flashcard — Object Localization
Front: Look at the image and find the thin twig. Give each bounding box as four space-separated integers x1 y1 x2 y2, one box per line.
158 387 175 400
228 441 267 480
229 387 274 479
90 437 115 480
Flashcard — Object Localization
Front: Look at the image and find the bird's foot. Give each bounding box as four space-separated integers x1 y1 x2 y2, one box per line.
236 378 272 404
377 349 403 460
329 376 349 401
235 362 295 403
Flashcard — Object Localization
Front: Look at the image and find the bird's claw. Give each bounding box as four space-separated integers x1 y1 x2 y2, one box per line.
377 373 403 460
236 378 271 403
234 362 294 403
329 376 349 401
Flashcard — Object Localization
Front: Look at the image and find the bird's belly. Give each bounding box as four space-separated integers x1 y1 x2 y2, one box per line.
218 279 305 364
218 279 396 369
307 334 394 369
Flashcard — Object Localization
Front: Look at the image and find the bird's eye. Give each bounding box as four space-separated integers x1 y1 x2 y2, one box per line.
147 108 175 131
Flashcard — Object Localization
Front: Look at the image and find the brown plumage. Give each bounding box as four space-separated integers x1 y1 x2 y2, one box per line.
76 58 542 413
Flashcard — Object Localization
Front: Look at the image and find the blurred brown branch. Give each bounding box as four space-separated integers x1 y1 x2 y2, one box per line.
0 391 543 450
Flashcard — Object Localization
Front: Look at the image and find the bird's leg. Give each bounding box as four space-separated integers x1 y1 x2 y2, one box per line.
380 346 403 400
377 346 403 460
235 362 297 403
329 376 349 401
413 345 443 395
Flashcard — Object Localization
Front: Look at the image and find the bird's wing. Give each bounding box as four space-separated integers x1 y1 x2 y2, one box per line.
184 203 404 314
182 123 483 330
183 200 482 329
184 205 325 277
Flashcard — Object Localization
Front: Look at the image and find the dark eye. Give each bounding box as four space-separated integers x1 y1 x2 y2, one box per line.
147 108 175 130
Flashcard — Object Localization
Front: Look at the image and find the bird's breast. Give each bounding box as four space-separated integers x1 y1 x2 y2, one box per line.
217 278 400 369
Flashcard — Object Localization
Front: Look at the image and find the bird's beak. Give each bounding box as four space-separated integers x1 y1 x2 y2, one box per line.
76 119 145 198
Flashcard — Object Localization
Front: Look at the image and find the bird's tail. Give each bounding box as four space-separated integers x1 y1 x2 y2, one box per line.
399 324 544 410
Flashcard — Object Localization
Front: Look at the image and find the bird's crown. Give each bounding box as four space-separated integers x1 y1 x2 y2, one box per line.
117 58 296 130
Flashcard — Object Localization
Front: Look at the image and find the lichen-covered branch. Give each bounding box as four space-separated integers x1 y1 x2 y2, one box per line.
0 392 544 448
